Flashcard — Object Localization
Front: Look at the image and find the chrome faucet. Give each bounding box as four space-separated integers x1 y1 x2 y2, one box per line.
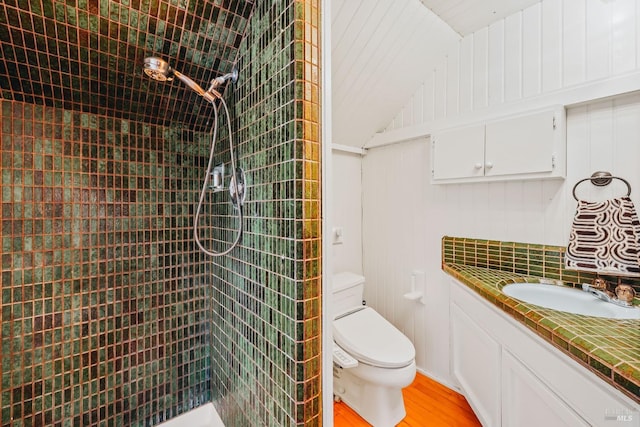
582 280 636 308
582 284 616 302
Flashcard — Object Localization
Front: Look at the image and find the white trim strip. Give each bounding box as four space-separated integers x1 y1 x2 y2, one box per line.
331 143 366 155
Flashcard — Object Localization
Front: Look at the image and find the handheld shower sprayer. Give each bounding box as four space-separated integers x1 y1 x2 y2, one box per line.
143 56 238 104
142 56 244 257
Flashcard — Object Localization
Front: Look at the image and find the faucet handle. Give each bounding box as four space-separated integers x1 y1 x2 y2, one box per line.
615 284 636 305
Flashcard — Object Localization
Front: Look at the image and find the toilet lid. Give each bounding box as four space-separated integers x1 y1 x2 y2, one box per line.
333 307 415 368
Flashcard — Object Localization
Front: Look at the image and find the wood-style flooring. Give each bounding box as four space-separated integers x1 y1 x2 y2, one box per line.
334 372 481 427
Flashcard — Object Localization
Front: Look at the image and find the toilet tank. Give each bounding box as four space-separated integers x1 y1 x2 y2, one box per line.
332 272 365 318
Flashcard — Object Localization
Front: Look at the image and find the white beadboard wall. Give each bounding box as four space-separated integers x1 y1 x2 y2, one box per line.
331 151 363 275
358 0 640 385
386 0 640 129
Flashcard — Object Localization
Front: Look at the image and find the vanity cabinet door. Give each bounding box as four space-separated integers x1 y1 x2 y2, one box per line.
502 349 590 427
451 302 502 427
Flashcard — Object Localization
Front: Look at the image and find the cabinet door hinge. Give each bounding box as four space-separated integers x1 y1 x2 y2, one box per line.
552 116 557 129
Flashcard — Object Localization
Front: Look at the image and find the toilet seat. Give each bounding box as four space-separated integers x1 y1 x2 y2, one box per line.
333 307 415 368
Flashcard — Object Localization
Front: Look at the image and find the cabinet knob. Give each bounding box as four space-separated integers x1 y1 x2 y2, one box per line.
485 162 494 169
474 163 483 170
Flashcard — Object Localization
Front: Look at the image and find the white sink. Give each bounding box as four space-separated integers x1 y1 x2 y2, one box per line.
502 282 640 320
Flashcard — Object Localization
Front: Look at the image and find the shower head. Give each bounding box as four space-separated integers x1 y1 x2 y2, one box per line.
143 56 220 104
143 57 174 81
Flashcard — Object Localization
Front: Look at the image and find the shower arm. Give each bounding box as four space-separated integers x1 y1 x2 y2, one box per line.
143 56 236 104
206 69 239 97
172 70 221 104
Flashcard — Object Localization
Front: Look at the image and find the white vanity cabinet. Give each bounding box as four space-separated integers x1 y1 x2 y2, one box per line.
432 107 565 183
451 303 501 427
501 350 589 427
449 278 638 427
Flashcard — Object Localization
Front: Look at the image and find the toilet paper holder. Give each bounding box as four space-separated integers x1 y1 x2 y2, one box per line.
404 270 425 304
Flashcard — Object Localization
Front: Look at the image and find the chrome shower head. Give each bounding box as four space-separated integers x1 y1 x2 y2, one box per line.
143 57 174 81
143 56 220 104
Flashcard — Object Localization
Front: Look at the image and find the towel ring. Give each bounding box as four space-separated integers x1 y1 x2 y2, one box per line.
572 171 632 201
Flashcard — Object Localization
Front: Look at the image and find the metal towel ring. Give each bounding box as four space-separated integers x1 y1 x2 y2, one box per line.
572 171 632 201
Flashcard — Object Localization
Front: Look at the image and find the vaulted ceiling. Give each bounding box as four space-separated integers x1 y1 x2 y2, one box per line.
331 0 542 147
420 0 543 36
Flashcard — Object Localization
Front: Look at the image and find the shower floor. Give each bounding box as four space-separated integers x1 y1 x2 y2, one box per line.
157 403 225 427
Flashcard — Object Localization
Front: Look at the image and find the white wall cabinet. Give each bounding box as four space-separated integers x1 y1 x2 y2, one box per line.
449 278 638 427
431 124 485 180
432 107 566 183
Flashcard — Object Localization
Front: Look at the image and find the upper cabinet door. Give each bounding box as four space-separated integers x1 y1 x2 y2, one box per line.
484 109 557 177
431 106 566 183
432 124 485 180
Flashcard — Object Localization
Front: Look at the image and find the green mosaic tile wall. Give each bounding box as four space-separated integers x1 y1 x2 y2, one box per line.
1 0 322 426
1 101 212 426
208 1 322 426
442 236 640 294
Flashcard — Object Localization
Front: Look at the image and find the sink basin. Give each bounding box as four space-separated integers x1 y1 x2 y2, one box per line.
502 282 640 320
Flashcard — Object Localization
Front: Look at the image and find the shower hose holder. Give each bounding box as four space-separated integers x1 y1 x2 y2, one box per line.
210 166 246 208
229 167 246 208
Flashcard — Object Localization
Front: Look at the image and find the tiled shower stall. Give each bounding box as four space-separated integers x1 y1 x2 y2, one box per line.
1 0 322 426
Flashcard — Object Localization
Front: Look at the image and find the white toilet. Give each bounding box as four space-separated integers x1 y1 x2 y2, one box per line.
332 272 416 427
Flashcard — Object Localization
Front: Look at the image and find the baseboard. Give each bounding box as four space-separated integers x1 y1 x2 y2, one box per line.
415 367 461 394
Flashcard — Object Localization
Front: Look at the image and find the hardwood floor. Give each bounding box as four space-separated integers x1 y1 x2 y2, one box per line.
334 372 481 426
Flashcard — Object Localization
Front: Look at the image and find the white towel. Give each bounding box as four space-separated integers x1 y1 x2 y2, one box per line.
565 196 640 277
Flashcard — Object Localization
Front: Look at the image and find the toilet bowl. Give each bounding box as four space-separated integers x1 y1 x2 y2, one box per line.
332 273 416 427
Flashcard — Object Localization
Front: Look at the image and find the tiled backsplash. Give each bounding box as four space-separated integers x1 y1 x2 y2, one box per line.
442 236 640 294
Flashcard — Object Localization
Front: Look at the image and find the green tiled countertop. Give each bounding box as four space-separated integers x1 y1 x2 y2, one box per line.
444 263 640 403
